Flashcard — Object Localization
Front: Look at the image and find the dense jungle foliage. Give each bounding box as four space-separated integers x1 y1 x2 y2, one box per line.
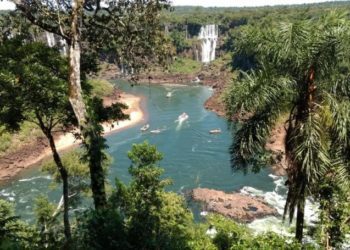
0 1 350 249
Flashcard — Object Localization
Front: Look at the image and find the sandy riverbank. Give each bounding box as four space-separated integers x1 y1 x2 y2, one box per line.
54 92 144 152
0 92 144 182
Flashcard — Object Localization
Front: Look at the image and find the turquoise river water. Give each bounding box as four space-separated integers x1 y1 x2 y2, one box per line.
1 81 304 234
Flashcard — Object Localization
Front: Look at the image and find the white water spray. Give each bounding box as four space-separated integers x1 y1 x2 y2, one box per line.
45 32 56 47
243 174 319 238
198 24 218 63
59 38 67 55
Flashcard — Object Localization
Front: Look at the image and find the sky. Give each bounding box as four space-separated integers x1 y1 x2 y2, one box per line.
0 0 339 10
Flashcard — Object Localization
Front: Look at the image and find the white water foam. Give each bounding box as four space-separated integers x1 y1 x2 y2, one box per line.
0 189 16 202
175 119 187 131
0 190 15 197
242 174 319 236
19 175 52 182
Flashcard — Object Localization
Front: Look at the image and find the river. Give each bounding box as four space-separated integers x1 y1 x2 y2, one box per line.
0 81 296 233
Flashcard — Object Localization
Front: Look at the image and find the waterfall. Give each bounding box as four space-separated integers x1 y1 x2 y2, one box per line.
59 38 67 55
119 63 134 76
45 32 56 47
198 24 218 63
45 32 68 55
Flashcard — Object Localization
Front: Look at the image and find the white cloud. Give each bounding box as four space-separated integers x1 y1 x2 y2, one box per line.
171 0 335 7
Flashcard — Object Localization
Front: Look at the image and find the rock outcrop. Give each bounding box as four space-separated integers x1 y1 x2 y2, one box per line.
192 188 278 223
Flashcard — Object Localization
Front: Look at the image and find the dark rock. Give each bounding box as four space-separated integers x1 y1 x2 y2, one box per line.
192 188 278 223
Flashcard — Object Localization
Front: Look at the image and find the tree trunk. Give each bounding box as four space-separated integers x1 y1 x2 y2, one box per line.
46 132 71 243
295 184 305 242
69 0 86 126
68 0 107 210
83 125 108 209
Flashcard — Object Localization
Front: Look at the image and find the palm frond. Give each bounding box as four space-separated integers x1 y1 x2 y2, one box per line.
224 66 294 117
284 112 330 222
230 100 282 173
325 94 350 148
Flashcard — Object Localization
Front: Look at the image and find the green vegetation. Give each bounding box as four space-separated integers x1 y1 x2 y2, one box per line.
0 37 129 244
0 39 78 241
0 122 43 155
0 76 113 158
224 11 350 247
169 30 191 54
41 149 113 200
0 199 36 249
168 58 202 74
0 142 305 249
1 1 350 249
88 79 115 98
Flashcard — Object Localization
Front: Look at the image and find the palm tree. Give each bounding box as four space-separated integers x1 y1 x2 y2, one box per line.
224 12 350 243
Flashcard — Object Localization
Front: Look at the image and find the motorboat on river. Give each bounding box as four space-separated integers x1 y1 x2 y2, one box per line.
140 124 150 132
178 112 189 122
209 129 221 134
166 92 172 98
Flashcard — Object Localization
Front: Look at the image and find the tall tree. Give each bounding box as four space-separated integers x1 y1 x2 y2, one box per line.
12 0 170 210
0 39 76 242
0 38 129 245
224 12 350 243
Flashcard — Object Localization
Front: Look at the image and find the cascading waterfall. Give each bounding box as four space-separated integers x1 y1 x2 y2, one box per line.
119 58 134 76
45 31 56 47
59 38 67 55
198 24 218 63
45 31 67 55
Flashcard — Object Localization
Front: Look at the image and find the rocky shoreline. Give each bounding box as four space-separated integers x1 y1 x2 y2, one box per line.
192 188 278 223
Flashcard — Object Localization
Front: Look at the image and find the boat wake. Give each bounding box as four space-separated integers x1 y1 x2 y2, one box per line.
175 112 189 131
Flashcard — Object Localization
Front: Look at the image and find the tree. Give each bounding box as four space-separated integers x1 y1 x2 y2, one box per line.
12 0 171 211
205 214 302 250
34 196 63 248
224 12 350 244
0 38 129 245
170 30 190 54
0 39 76 242
109 141 194 250
0 199 37 249
42 149 113 209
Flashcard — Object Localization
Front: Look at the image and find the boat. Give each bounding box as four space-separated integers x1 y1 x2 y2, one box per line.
166 92 172 98
140 124 150 132
209 129 221 134
150 129 161 134
178 112 189 122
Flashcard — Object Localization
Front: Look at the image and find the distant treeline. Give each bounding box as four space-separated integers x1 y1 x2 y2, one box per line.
159 1 350 57
161 1 350 35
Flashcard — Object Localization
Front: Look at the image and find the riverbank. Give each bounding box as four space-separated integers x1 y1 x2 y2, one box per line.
99 60 231 117
0 92 144 182
99 62 287 176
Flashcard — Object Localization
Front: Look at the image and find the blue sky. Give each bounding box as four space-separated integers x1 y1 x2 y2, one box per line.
0 0 339 10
